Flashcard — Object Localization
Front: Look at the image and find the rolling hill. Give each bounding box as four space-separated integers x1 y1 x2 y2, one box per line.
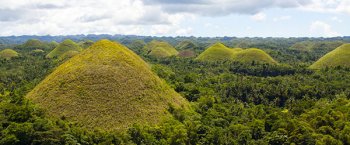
178 49 196 58
16 39 50 50
196 43 277 64
0 49 19 60
176 40 198 50
231 48 277 64
46 39 83 59
144 40 178 58
310 43 350 69
289 41 343 52
195 42 241 61
26 39 189 131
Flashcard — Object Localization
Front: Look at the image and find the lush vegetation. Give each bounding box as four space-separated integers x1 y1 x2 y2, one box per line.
0 36 350 144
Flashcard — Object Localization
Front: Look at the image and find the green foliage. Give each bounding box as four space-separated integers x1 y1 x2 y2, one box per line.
1 37 350 144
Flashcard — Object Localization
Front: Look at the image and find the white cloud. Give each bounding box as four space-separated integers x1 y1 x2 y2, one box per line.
300 0 350 15
273 16 291 22
251 12 266 21
331 16 343 23
0 0 349 36
175 27 193 35
310 21 340 37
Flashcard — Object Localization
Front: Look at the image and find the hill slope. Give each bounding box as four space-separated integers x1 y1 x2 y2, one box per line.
195 42 240 61
310 44 350 69
144 40 178 58
232 48 277 64
16 39 50 50
176 40 197 50
46 39 82 59
0 49 19 60
196 43 277 64
26 39 189 131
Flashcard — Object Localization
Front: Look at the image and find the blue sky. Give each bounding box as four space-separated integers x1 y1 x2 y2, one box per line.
0 0 349 37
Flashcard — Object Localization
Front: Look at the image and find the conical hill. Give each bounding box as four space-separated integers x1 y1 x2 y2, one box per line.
310 44 350 69
26 39 189 131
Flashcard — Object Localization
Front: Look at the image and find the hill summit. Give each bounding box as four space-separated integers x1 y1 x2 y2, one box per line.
310 43 350 69
0 49 19 60
196 42 277 64
195 42 239 61
26 39 189 131
46 39 82 59
144 40 178 58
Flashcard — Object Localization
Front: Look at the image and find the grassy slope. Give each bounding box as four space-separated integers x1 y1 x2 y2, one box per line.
0 49 19 60
144 40 178 58
310 44 350 69
196 43 277 64
178 49 196 58
176 40 197 50
46 39 82 59
58 50 80 60
26 39 189 131
232 48 278 64
195 43 237 61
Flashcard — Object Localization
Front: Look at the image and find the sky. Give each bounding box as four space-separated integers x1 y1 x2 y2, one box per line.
0 0 349 37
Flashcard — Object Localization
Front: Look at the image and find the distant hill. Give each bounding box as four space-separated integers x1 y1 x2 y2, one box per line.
176 40 198 50
196 42 277 64
195 42 241 62
231 48 277 64
16 39 50 51
46 39 82 59
289 41 343 52
310 44 350 69
0 49 19 60
26 39 189 131
78 40 94 49
144 40 178 58
178 49 196 58
127 40 146 54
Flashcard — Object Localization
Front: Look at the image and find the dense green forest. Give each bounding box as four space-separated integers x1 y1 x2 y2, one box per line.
0 36 350 144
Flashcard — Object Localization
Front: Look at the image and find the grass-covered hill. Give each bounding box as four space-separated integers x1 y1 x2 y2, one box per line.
195 42 238 61
144 40 178 58
178 49 196 58
46 39 82 59
127 40 146 54
16 39 50 51
289 41 343 52
196 42 277 64
232 48 278 64
176 40 198 50
310 43 350 69
79 40 94 49
0 49 19 60
26 39 189 131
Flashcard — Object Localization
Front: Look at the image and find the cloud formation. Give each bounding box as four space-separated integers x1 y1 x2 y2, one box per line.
143 0 311 15
0 0 348 36
310 21 340 37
